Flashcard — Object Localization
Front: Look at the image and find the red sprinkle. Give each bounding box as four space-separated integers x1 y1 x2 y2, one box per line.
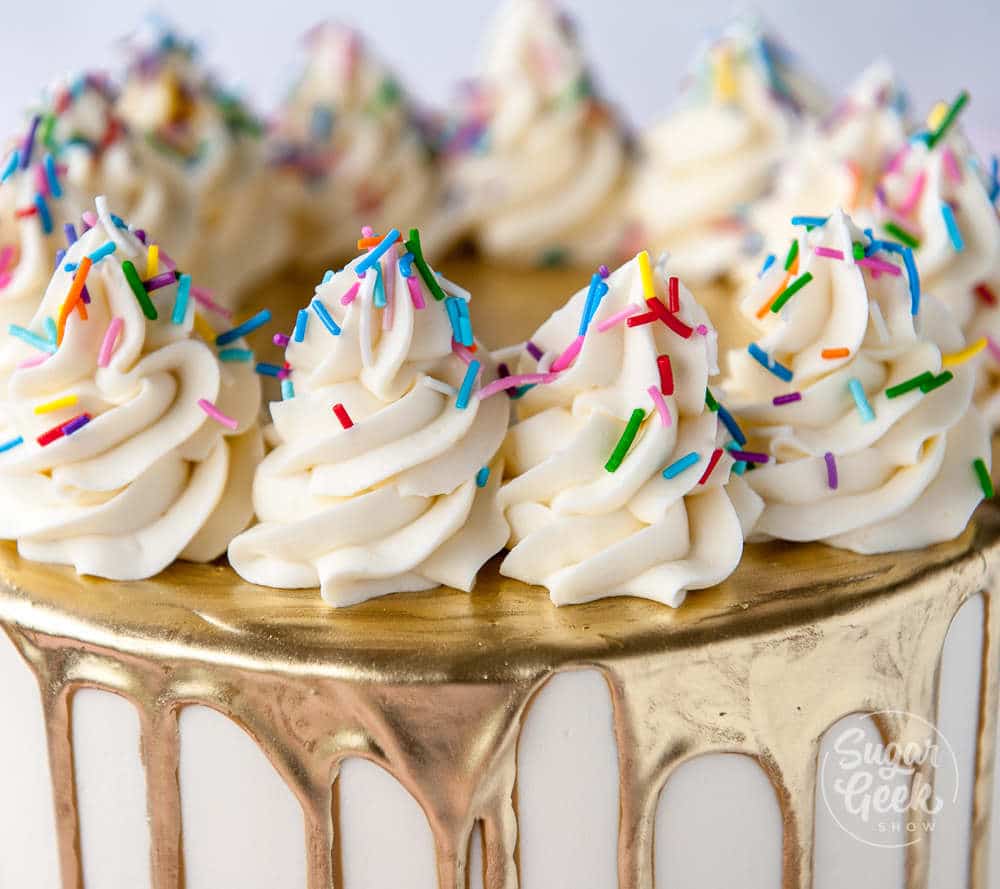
14 206 38 219
332 403 353 429
668 277 680 313
626 311 657 328
657 355 674 395
698 448 724 485
645 297 693 339
975 283 997 306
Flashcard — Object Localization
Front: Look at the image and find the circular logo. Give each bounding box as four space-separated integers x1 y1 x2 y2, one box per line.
818 710 959 849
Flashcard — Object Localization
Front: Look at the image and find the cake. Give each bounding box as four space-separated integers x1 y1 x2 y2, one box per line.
0 6 997 889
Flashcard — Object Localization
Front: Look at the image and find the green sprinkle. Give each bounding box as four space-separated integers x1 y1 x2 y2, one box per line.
885 371 934 398
121 260 157 320
539 247 568 268
40 113 57 151
705 388 719 411
974 458 994 498
919 370 953 393
852 242 865 260
403 229 447 301
784 238 799 270
605 409 646 473
884 221 920 249
928 90 970 149
770 272 814 313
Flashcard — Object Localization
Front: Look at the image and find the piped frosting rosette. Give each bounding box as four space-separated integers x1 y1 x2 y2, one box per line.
441 0 632 267
228 228 510 607
723 209 991 553
498 251 763 607
0 199 263 579
0 74 196 331
271 24 444 267
627 19 825 284
872 96 1000 331
750 62 909 263
117 20 289 305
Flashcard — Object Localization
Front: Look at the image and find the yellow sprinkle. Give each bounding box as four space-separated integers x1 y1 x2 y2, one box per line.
146 244 159 278
942 337 987 368
34 394 78 415
714 48 737 103
193 312 216 344
637 250 655 301
926 101 948 131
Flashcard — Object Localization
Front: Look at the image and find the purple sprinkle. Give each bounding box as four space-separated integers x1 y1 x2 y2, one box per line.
134 229 147 244
729 450 769 464
273 333 290 348
62 414 91 436
54 249 66 271
63 223 77 246
20 116 40 170
598 264 610 278
824 451 838 489
772 392 802 406
526 340 543 361
498 362 510 378
80 285 91 304
277 367 291 380
143 271 178 292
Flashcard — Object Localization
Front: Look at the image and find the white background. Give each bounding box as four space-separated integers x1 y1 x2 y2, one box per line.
0 0 997 145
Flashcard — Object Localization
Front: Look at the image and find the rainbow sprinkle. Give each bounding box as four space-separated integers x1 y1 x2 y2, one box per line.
122 260 157 320
475 466 491 488
198 399 238 431
216 309 271 346
0 436 23 454
697 448 724 485
748 343 793 382
973 458 993 498
403 229 446 301
456 360 480 409
927 90 969 149
9 324 56 353
219 348 253 362
848 378 875 422
171 274 191 324
333 403 354 429
885 371 933 398
942 338 987 367
647 386 671 426
770 272 814 313
605 408 645 472
294 309 309 342
941 203 964 251
824 451 838 489
773 391 802 406
355 228 400 275
98 318 124 367
662 451 699 480
717 405 746 446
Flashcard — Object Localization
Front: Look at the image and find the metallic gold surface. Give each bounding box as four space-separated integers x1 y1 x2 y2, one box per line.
0 508 998 889
0 259 998 889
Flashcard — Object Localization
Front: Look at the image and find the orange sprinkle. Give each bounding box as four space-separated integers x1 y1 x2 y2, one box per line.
56 257 92 345
356 236 382 249
845 160 863 210
821 348 850 359
756 272 791 319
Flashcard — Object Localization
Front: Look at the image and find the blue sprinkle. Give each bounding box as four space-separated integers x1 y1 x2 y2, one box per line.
8 324 56 353
399 252 415 277
321 269 335 284
941 203 964 251
310 105 334 141
43 154 62 198
63 262 78 272
717 405 747 447
216 309 271 347
373 262 386 308
44 317 57 343
902 247 920 316
0 436 24 454
281 378 295 400
475 466 491 488
578 273 609 336
662 451 700 480
355 228 400 276
293 309 309 343
758 254 776 278
64 223 78 246
88 241 116 263
34 194 52 234
848 377 875 423
748 343 793 382
310 299 341 336
456 360 480 409
989 156 999 203
219 348 253 362
109 213 127 229
0 150 18 182
53 249 65 272
172 273 191 325
255 362 284 377
790 215 828 228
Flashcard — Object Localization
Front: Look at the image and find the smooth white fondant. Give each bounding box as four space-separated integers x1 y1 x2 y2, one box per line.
0 599 992 888
179 706 305 889
338 758 436 889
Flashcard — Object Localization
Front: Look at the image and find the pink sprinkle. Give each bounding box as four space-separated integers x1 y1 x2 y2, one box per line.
885 143 910 175
341 281 361 305
98 318 123 368
382 247 396 331
897 170 927 215
478 372 559 400
18 354 48 369
191 286 233 319
0 246 14 275
197 398 238 431
361 225 375 238
596 304 641 332
814 246 845 260
550 335 584 372
647 385 672 426
987 336 1000 364
0 272 11 290
695 324 709 336
273 333 290 348
857 256 902 276
81 210 97 228
942 148 963 184
158 249 178 272
34 164 49 197
406 276 426 309
452 342 475 365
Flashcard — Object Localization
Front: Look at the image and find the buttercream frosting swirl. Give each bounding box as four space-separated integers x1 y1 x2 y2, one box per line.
228 231 510 606
0 201 262 578
271 24 445 267
442 0 632 266
627 18 825 283
724 210 990 552
499 252 762 607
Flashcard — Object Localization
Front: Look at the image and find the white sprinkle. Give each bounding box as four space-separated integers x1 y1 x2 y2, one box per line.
436 273 471 302
422 376 456 396
869 300 889 344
